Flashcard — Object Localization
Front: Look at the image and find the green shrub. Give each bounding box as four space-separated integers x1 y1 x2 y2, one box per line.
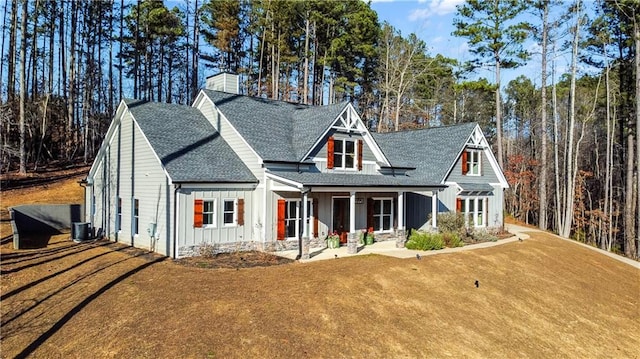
437 211 466 233
442 231 464 248
405 230 444 250
472 229 498 242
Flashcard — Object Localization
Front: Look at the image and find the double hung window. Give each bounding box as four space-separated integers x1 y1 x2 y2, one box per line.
333 138 357 170
373 198 393 232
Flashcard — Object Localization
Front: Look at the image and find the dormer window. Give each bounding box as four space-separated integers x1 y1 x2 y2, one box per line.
334 138 356 169
327 136 363 170
462 150 481 176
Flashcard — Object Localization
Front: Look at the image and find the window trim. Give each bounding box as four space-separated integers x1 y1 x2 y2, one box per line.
116 197 122 232
333 138 358 171
283 198 314 240
202 199 217 228
132 198 139 236
458 196 487 228
466 150 482 176
222 199 238 227
372 197 394 233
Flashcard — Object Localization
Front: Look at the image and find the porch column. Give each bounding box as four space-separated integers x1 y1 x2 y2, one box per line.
347 191 357 254
396 191 406 248
397 191 404 231
432 190 438 228
301 191 310 260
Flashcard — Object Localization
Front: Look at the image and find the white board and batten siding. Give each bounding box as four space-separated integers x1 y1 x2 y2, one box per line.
176 188 255 249
101 109 172 255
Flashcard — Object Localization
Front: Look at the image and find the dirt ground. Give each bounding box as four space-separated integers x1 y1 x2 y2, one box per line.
1 175 639 358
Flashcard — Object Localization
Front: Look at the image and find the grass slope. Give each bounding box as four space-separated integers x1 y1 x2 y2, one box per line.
1 176 638 358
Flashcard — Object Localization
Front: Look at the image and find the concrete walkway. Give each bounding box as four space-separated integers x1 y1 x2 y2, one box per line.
275 224 640 269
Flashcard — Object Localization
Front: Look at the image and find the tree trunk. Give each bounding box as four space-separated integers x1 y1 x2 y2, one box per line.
539 0 549 231
560 2 581 239
8 0 18 102
635 13 640 258
495 57 503 169
1 1 9 100
18 0 28 174
303 15 310 104
67 0 78 160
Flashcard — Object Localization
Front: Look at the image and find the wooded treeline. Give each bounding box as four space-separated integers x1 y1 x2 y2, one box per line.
0 0 638 259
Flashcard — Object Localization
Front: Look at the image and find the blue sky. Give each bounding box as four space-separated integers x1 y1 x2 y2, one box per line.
368 0 590 88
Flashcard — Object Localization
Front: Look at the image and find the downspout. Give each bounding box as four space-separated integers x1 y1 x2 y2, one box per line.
172 183 181 259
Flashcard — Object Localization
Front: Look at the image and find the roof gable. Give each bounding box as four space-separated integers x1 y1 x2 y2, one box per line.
373 122 478 183
125 99 257 183
202 89 354 163
302 104 391 166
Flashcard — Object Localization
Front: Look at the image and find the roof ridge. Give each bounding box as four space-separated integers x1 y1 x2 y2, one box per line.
373 122 477 136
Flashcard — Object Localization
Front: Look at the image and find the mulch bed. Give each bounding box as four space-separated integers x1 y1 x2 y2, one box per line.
174 251 294 269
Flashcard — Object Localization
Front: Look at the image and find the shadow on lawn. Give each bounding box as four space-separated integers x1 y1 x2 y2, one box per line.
0 244 129 302
10 254 166 359
0 241 113 275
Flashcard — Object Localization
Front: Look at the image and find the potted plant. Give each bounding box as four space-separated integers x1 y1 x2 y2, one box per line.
327 232 340 249
365 227 375 245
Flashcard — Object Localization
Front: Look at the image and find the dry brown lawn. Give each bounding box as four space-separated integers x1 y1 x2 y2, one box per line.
1 175 639 358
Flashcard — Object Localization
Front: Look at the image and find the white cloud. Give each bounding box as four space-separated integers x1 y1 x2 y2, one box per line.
408 0 465 21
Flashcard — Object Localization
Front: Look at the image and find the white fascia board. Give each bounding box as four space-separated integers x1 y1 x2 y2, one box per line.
88 100 128 180
179 183 257 190
310 186 442 193
199 92 264 166
265 172 304 190
473 125 509 188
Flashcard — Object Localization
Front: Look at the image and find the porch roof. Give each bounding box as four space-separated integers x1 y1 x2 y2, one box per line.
457 182 495 195
268 171 444 189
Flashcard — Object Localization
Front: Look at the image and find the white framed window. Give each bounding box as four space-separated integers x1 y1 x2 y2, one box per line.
203 199 216 227
116 197 122 232
466 150 481 176
458 197 487 227
133 198 139 235
333 138 357 170
284 199 313 239
223 199 237 226
373 198 393 232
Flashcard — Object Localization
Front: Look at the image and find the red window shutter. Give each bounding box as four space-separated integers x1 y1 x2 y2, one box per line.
312 201 319 238
277 199 286 240
237 198 245 226
357 139 363 171
194 199 203 228
456 198 462 212
461 151 469 175
367 198 374 230
327 136 335 169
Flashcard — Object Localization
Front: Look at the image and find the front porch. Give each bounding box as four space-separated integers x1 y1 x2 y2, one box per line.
267 171 444 259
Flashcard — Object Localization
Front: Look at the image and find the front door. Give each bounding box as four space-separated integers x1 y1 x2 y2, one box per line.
332 197 350 243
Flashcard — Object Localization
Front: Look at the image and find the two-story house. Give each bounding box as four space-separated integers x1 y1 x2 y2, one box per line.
84 73 508 258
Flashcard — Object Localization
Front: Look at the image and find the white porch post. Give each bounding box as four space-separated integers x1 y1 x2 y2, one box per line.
347 191 357 254
302 191 309 238
397 191 404 231
432 190 438 228
349 191 356 234
301 191 310 260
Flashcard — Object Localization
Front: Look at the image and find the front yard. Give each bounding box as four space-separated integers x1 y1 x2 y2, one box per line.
1 229 638 358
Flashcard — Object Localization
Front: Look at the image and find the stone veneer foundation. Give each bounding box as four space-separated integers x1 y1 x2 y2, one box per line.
177 231 407 258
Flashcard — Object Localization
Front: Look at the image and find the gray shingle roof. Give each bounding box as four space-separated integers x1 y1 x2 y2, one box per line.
373 123 477 183
202 90 347 162
125 99 257 183
270 171 444 188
